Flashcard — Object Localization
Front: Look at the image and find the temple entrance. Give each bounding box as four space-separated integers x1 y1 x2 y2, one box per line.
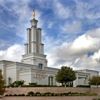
48 76 53 86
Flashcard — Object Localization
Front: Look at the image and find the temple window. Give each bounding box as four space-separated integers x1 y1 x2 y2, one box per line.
8 77 12 85
38 64 43 69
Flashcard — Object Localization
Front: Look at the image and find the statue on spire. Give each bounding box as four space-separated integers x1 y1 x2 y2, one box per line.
33 9 36 19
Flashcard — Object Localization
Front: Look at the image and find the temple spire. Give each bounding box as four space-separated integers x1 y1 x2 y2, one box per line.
33 9 36 19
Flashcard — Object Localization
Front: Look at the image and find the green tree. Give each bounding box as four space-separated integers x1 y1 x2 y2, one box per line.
55 66 76 87
0 70 5 95
89 76 100 87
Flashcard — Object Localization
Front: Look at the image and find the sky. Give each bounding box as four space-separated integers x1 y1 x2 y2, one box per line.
0 0 100 71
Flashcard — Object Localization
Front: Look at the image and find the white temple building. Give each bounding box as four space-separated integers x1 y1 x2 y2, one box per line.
0 16 99 87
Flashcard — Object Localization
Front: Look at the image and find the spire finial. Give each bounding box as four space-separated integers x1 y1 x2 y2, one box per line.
33 9 36 19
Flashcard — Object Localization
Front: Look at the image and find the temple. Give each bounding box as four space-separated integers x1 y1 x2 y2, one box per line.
0 16 99 87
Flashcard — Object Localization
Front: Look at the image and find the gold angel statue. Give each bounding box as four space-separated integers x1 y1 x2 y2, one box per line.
33 9 36 18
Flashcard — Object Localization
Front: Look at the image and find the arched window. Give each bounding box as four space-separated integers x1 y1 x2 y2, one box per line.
48 76 53 86
8 77 12 85
38 64 43 69
48 76 50 85
51 76 53 85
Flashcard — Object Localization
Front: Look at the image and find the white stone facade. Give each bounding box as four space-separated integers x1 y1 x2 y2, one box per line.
0 18 99 87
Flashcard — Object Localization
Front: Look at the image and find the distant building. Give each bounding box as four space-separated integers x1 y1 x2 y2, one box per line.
0 17 99 87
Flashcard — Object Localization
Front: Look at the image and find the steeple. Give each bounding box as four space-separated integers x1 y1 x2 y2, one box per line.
21 11 47 68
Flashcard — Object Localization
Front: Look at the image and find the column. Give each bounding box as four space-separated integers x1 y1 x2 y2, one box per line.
37 28 42 53
27 28 31 53
2 62 6 85
31 26 36 53
31 26 36 42
39 43 44 54
24 43 28 54
76 74 79 86
31 41 36 53
37 28 41 44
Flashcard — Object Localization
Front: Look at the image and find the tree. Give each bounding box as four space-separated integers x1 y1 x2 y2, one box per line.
55 66 76 87
0 70 5 95
89 76 100 87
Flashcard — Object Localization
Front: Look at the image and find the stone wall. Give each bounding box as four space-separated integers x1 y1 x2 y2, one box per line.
2 96 100 100
5 87 90 95
91 87 100 95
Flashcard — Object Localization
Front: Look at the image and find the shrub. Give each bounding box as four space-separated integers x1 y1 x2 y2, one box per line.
36 92 40 94
68 94 72 96
13 94 17 96
26 95 29 96
9 94 12 96
36 94 41 96
48 93 52 96
62 92 67 96
41 93 45 96
76 85 90 87
57 93 62 96
53 93 57 96
29 82 37 86
10 80 25 87
27 91 34 96
21 94 25 96
45 94 48 96
18 94 22 96
5 94 8 96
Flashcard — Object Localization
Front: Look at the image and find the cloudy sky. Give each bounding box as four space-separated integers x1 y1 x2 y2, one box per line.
0 0 100 71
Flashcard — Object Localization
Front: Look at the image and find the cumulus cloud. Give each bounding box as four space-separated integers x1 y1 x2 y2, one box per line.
0 39 10 49
73 50 100 70
0 0 100 72
0 44 24 62
86 28 100 39
47 27 100 70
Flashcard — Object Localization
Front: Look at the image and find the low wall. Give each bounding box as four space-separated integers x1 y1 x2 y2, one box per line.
5 87 90 95
2 96 100 100
91 88 100 95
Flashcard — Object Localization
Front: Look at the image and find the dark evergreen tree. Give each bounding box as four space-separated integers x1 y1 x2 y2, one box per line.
0 70 5 95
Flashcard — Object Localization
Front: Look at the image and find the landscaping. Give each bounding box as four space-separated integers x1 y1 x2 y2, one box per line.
4 91 97 97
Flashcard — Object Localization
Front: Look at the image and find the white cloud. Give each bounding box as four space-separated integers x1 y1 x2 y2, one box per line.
36 0 52 9
60 21 81 34
48 22 54 28
73 50 100 70
0 0 44 40
86 28 100 39
74 0 100 20
54 0 71 19
71 35 99 55
47 28 100 70
0 39 10 49
0 44 24 62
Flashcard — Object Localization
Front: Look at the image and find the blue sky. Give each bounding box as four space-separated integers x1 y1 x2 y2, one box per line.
0 0 100 71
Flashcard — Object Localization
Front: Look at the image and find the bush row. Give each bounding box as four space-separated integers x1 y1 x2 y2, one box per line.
5 85 58 88
22 85 58 87
5 92 97 97
93 99 100 100
76 85 90 88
